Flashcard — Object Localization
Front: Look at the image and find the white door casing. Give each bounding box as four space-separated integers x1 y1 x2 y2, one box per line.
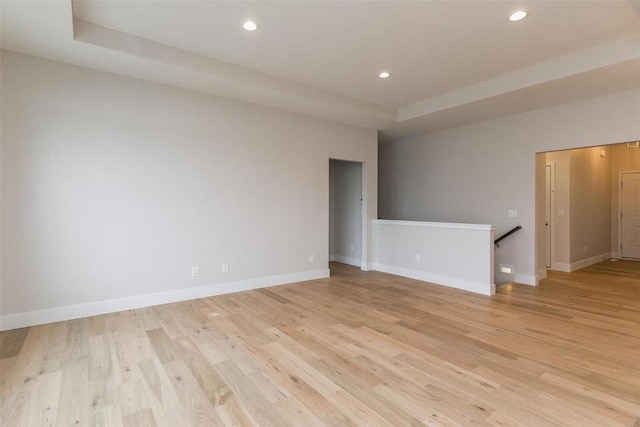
545 162 556 269
545 164 552 268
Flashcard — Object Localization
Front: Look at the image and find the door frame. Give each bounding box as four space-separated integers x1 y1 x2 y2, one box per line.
545 162 556 269
618 170 640 259
328 158 368 270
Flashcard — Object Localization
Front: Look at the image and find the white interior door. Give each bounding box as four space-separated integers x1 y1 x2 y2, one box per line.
621 172 640 259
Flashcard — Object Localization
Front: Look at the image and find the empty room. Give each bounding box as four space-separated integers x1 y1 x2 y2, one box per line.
1 1 639 426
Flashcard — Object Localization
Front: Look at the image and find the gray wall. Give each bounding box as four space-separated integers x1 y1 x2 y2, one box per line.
569 146 611 263
329 160 363 266
0 50 378 317
379 88 640 284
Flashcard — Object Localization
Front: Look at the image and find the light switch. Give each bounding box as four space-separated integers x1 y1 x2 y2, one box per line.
508 209 518 218
558 210 565 217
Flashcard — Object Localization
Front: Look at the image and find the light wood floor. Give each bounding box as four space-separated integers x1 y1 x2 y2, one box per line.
1 260 639 426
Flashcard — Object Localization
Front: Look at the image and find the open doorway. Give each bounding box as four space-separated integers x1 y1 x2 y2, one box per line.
329 159 364 269
536 141 640 275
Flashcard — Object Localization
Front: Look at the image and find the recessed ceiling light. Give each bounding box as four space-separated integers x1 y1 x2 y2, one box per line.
243 21 258 31
379 72 390 79
508 10 527 22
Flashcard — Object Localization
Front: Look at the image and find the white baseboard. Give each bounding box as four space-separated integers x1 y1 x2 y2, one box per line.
552 262 571 273
611 251 619 259
372 263 495 296
0 269 329 331
570 252 611 272
535 269 547 284
549 252 611 274
329 254 361 268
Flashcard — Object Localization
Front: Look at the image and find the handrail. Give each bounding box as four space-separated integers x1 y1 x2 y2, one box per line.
494 226 522 247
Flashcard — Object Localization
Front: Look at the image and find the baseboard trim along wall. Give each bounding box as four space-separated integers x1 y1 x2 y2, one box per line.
550 252 611 273
553 263 572 273
373 263 495 296
0 268 329 331
570 252 611 272
329 254 361 268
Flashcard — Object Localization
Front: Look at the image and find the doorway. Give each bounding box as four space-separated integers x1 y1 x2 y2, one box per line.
620 171 640 259
329 159 364 268
536 142 640 278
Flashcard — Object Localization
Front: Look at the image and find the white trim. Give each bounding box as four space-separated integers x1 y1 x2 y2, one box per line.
0 269 329 331
552 263 572 273
548 252 611 273
361 162 368 271
330 254 361 267
373 263 495 296
545 161 556 269
516 273 537 286
570 252 611 272
372 219 494 231
612 251 620 259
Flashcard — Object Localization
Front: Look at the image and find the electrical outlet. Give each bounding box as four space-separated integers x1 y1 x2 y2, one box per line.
222 263 229 273
584 246 587 253
309 254 315 263
415 254 421 263
191 267 199 277
350 245 354 252
508 209 518 218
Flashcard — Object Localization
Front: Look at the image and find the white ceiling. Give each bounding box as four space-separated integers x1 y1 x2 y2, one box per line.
2 1 640 141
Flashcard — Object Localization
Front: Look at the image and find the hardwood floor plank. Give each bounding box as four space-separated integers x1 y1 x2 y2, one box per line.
213 359 293 427
55 356 91 426
161 359 225 426
215 396 261 427
137 358 189 427
172 336 233 408
122 408 157 427
146 329 181 365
